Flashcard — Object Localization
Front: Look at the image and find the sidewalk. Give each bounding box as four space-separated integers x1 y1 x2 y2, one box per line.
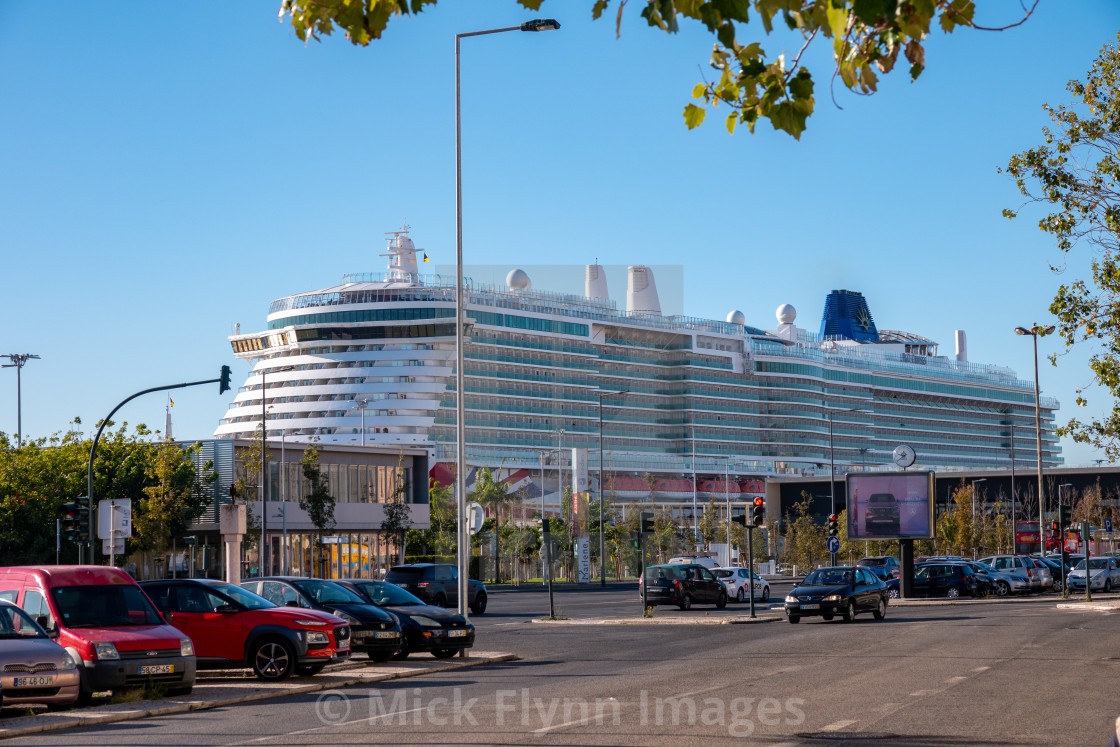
487 580 637 594
0 651 516 741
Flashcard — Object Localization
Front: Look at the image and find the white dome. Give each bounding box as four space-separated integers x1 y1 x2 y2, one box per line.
506 268 532 290
726 310 746 325
776 304 797 324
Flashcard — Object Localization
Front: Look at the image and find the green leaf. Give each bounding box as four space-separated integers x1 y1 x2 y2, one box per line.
683 103 707 129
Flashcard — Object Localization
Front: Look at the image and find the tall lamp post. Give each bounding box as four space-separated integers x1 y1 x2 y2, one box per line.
351 397 372 446
1015 323 1055 554
2 354 40 448
828 407 870 564
1058 482 1073 553
455 17 561 618
596 389 627 586
260 364 294 577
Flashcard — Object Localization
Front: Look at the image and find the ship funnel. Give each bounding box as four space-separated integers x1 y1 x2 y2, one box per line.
586 264 609 302
955 329 967 362
626 266 661 315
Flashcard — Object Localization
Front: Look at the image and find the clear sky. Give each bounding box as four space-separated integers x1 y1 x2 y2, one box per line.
2 1 1118 466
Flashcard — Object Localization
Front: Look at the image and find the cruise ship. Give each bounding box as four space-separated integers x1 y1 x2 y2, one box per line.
215 226 1061 504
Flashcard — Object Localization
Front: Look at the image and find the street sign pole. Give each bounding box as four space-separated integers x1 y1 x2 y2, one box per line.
1083 520 1092 602
747 525 756 619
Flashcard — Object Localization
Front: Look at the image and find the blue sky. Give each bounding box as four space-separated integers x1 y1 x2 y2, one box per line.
2 1 1118 465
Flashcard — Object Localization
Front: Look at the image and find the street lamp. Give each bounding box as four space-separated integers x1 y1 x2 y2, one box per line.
828 407 871 563
455 17 561 618
596 389 627 586
351 397 372 446
2 354 40 448
1015 323 1055 554
260 364 294 578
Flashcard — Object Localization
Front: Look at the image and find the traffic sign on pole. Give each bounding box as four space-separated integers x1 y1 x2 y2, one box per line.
827 535 840 554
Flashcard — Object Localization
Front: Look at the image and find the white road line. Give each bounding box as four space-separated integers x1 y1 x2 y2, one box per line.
944 676 967 683
228 705 428 745
822 719 858 731
972 666 991 672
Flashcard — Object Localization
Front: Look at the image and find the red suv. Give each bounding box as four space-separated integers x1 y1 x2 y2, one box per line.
140 579 350 680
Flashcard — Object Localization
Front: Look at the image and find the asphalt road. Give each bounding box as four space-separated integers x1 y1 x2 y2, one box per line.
4 588 1118 746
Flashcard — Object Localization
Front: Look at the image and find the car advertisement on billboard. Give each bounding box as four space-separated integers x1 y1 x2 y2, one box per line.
846 471 935 540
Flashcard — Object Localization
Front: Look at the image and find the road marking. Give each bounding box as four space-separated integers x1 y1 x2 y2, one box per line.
822 720 858 731
944 676 967 683
972 666 990 673
230 705 428 744
910 690 937 697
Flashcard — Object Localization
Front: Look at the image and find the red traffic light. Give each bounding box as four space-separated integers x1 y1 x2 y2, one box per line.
828 514 838 522
753 497 764 507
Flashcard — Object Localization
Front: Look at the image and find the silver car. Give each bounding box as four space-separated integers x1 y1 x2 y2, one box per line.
0 600 81 708
978 555 1042 592
965 561 1030 596
1067 557 1120 592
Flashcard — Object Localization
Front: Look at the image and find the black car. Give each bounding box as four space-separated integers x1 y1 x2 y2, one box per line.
641 564 727 610
384 564 487 614
783 566 888 623
856 556 900 580
338 580 475 660
240 577 402 662
911 562 981 598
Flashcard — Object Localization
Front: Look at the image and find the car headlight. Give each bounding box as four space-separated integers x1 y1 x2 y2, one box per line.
784 595 798 603
411 616 440 627
823 594 842 602
306 631 329 644
334 611 362 626
93 641 120 661
59 651 78 670
180 638 194 657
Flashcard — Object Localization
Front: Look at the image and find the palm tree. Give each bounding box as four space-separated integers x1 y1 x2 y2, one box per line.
471 466 514 582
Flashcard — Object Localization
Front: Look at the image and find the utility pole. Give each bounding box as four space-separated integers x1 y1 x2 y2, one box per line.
2 354 40 448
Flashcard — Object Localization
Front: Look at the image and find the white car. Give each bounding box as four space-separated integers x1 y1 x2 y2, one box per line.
667 556 720 570
713 567 770 603
1067 556 1120 592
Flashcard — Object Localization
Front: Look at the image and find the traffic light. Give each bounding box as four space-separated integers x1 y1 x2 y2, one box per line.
219 364 233 395
75 497 90 542
751 497 765 526
731 512 746 527
61 501 79 541
540 517 550 536
828 514 839 538
1058 505 1070 531
640 511 655 533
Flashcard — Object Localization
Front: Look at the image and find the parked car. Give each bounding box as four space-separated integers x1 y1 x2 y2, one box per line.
1027 557 1054 590
965 560 1029 596
383 564 487 614
865 494 901 535
856 556 900 580
642 564 727 610
1036 555 1071 592
141 579 350 680
712 567 770 602
783 566 888 623
912 562 982 598
240 577 401 662
1067 557 1120 592
0 566 196 703
977 555 1041 592
337 580 474 660
0 600 80 709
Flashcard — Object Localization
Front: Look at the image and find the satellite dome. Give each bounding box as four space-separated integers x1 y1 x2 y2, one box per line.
506 269 532 291
776 304 797 324
726 310 746 325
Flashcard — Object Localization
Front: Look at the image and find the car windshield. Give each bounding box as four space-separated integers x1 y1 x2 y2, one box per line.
803 569 854 586
858 558 887 566
643 567 678 584
294 579 367 605
0 605 48 639
353 582 424 606
51 584 163 628
1075 558 1109 570
385 568 424 582
208 583 275 610
971 562 997 573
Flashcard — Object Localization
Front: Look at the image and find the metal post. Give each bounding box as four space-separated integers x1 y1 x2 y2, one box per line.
281 429 288 575
1033 331 1045 555
56 519 60 564
260 368 269 578
1010 416 1017 552
597 390 626 586
1083 520 1092 602
109 502 116 569
829 412 837 566
747 524 756 618
724 464 731 560
690 424 698 544
2 354 40 449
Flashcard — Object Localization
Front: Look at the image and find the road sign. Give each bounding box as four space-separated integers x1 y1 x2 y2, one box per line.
466 501 485 535
102 538 125 556
1107 519 1113 533
827 536 840 554
97 499 132 540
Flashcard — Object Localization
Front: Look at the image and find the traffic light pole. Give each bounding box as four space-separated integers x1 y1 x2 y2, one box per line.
747 525 756 619
86 371 228 562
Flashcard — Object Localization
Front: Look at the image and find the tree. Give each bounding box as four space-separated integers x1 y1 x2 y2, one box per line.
379 455 412 568
782 493 826 571
698 497 720 550
132 441 216 556
1004 34 1120 458
280 0 1036 140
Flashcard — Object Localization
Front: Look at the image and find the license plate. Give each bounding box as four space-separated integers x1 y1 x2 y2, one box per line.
14 675 54 687
337 640 350 651
799 603 820 610
447 629 467 637
647 586 664 592
374 631 398 639
138 664 174 675
395 583 408 588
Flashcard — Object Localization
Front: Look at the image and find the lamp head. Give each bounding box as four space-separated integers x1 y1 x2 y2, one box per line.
521 18 560 32
1042 325 1056 335
1014 327 1031 336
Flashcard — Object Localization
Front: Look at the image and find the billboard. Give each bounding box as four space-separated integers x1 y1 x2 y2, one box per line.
846 471 935 540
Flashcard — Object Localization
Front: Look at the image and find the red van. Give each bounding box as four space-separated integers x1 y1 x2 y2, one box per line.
0 566 197 702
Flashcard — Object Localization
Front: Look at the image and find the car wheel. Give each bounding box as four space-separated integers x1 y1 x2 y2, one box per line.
945 586 961 599
391 638 411 661
873 597 887 620
470 591 487 615
787 614 800 624
842 600 856 623
1052 579 1063 593
736 587 745 603
888 587 900 599
252 639 296 681
295 664 326 677
996 581 1010 597
433 592 447 607
370 651 393 663
679 594 692 611
716 590 727 609
822 614 833 621
431 648 458 659
761 586 770 602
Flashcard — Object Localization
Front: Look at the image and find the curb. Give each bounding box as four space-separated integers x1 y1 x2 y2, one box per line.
0 652 517 741
1057 602 1120 611
888 594 1066 607
530 615 781 625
